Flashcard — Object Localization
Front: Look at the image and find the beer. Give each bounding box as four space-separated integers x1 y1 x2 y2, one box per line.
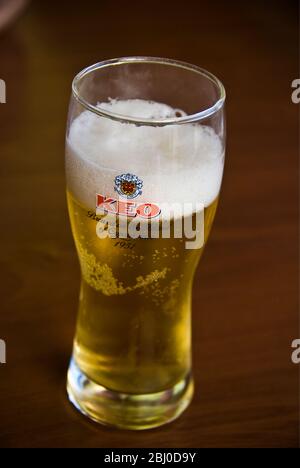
67 191 218 394
66 58 226 430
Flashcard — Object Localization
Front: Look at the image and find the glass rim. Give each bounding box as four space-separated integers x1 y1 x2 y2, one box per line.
72 56 226 126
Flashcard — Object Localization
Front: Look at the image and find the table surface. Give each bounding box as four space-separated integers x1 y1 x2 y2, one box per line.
0 0 298 448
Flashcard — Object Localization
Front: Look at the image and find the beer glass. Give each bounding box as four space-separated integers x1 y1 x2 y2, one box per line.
66 57 226 429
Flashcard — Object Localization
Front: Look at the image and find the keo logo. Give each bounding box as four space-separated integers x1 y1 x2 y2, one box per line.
0 79 6 104
0 339 6 364
96 194 161 219
291 339 300 364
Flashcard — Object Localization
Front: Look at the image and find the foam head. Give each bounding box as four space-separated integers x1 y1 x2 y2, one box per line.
66 99 224 210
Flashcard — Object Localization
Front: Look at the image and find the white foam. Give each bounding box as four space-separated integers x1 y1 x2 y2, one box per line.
66 99 224 210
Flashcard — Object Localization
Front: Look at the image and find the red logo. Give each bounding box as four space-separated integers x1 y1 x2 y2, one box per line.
96 194 161 219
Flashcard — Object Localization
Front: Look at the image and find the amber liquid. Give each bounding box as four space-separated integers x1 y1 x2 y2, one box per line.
67 191 218 394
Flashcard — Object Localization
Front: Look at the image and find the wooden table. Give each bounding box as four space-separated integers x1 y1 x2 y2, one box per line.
0 0 298 448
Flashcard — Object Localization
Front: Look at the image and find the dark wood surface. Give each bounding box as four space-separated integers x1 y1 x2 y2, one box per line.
0 0 298 448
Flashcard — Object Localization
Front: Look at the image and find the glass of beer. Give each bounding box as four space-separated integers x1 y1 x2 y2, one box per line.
66 57 226 430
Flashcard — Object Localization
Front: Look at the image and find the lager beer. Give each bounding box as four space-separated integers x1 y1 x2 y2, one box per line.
67 191 219 394
66 58 226 429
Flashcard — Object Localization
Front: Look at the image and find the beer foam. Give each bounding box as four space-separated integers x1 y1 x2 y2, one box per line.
66 99 224 209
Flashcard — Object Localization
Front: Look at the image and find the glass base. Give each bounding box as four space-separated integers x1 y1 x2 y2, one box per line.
67 358 194 430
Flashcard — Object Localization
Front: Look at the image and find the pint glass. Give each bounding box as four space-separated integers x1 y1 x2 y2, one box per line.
66 57 226 429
